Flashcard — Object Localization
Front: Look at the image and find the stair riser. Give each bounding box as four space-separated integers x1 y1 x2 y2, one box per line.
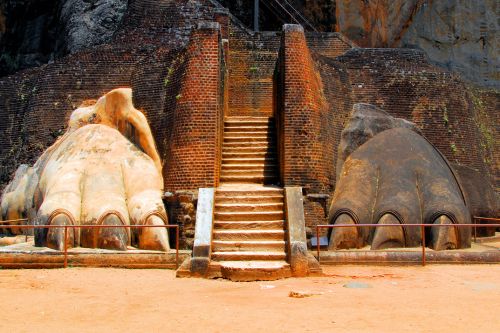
224 137 275 143
221 164 277 170
222 152 276 159
222 158 276 165
215 196 283 204
223 142 273 147
215 203 283 213
225 121 273 127
224 131 274 138
220 170 277 178
212 253 287 261
216 190 283 197
212 243 286 252
219 176 278 184
214 212 284 221
225 126 274 132
214 221 285 229
222 147 274 153
213 231 285 241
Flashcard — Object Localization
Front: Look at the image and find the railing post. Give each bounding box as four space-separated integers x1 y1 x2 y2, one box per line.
64 225 68 268
473 217 477 243
421 225 426 266
176 225 179 269
316 226 320 264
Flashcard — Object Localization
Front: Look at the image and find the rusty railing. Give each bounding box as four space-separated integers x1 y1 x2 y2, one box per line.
316 218 500 266
0 221 180 269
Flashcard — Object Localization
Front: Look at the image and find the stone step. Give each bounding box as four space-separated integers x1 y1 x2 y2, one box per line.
216 187 283 197
222 146 274 153
214 220 285 229
224 136 275 143
215 195 283 204
213 229 285 241
212 240 286 252
211 251 287 261
220 169 277 176
223 141 273 147
214 211 284 221
222 157 276 164
217 261 292 281
222 151 276 159
219 175 278 183
225 126 273 132
215 202 283 213
224 131 274 138
221 163 278 170
225 117 272 124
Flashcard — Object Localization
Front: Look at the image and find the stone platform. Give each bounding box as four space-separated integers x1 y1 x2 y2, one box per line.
0 240 190 269
315 239 500 265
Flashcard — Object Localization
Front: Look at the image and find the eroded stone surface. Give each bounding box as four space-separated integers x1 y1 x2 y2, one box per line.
336 0 498 86
0 88 168 251
329 104 472 251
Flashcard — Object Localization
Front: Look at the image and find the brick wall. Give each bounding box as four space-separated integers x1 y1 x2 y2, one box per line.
276 25 332 193
306 32 355 58
337 48 490 179
468 87 499 192
275 25 354 230
163 22 224 191
227 23 281 117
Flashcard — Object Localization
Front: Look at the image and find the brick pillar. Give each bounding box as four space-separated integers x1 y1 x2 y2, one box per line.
279 24 330 193
164 22 223 191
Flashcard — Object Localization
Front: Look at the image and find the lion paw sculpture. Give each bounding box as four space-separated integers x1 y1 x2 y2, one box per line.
1 88 169 251
328 104 471 251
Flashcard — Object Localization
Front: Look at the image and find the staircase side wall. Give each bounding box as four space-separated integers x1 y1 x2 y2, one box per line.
164 23 225 192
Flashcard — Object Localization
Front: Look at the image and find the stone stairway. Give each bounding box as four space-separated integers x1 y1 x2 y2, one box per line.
220 117 278 184
209 116 291 281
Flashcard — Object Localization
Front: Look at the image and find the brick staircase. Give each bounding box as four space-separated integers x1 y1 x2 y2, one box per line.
220 117 278 184
209 116 291 281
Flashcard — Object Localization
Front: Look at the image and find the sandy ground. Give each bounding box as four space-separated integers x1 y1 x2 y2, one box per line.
1 265 499 333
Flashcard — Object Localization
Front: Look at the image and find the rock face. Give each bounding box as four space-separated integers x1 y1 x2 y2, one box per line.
335 0 498 87
0 0 127 76
60 0 128 53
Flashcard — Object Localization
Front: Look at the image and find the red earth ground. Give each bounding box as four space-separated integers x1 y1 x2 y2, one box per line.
1 265 499 332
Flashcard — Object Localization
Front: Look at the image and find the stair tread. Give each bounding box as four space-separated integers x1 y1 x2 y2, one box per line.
213 251 285 255
214 220 285 223
215 210 283 215
215 203 283 207
218 260 289 269
214 229 284 233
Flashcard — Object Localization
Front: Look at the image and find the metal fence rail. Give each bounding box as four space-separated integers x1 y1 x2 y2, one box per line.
316 218 500 266
0 222 180 268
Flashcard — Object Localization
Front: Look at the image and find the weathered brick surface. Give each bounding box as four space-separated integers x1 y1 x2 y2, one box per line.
276 25 334 194
468 87 499 192
227 24 280 117
337 48 490 179
306 32 355 58
164 23 224 191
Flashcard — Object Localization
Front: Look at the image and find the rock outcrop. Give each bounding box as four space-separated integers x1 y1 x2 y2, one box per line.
0 0 127 76
335 0 498 87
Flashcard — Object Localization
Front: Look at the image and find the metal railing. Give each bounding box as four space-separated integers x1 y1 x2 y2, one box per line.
261 0 318 32
316 218 500 266
0 220 180 268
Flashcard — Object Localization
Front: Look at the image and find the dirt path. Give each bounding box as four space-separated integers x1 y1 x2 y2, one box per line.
1 265 499 332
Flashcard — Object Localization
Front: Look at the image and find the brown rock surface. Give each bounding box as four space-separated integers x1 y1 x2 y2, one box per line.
336 0 498 87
